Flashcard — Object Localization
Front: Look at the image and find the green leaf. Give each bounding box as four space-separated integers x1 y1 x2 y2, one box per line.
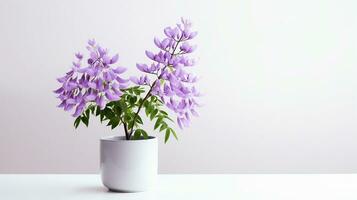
136 115 143 124
150 109 158 120
154 116 163 130
106 101 115 107
81 115 89 127
143 100 149 108
133 90 140 95
140 129 148 139
132 129 149 140
110 118 120 129
129 96 137 105
163 115 174 122
95 106 101 116
85 109 90 118
159 122 167 132
165 128 170 143
117 100 127 112
90 106 95 114
150 96 155 102
103 108 115 120
145 104 152 117
113 104 122 116
156 98 164 104
160 110 168 116
134 88 145 95
74 116 81 128
124 113 133 122
170 128 178 140
132 129 141 140
100 112 104 122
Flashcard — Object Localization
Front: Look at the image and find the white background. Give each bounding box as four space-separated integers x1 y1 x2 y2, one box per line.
0 0 356 173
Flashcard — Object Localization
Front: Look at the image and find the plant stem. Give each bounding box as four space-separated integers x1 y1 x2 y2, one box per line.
120 117 129 139
127 35 184 139
123 122 129 140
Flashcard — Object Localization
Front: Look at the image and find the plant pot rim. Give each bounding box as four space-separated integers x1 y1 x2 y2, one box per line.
101 135 157 142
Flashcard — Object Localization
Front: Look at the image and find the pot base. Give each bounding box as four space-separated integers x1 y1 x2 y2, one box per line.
100 136 158 192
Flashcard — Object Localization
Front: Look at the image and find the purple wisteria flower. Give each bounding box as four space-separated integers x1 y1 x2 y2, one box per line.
54 39 128 117
54 18 201 142
133 18 200 129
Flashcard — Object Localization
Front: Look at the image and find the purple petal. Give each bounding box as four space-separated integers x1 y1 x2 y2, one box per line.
177 23 183 31
188 31 198 39
119 82 129 89
96 79 104 91
130 76 139 85
64 103 75 111
109 70 117 80
145 50 155 60
66 98 76 104
105 91 119 101
57 101 66 108
112 88 123 97
75 52 83 60
183 29 190 38
75 93 83 103
110 54 119 64
102 55 111 64
103 72 114 82
53 87 64 94
177 99 187 110
191 109 199 117
154 37 161 48
185 112 190 121
180 42 190 52
172 27 180 39
98 46 107 57
116 76 129 83
164 27 173 38
113 66 127 74
96 96 105 110
78 67 89 73
88 82 96 89
72 103 85 117
90 51 98 60
170 98 177 107
85 94 97 101
187 45 197 53
111 82 119 89
177 117 183 129
136 63 149 73
57 76 68 83
161 38 171 49
181 117 189 127
164 84 174 96
150 64 157 72
72 62 80 68
88 39 96 46
141 75 150 85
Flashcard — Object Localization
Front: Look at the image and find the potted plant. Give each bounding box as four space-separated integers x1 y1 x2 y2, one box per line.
54 18 200 192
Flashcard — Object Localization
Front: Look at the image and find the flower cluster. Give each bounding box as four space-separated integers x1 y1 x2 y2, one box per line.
54 40 128 117
133 18 200 129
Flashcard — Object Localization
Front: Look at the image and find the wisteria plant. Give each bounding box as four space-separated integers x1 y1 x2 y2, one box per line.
54 18 200 143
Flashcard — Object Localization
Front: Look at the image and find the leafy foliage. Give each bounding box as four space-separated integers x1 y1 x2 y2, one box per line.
73 86 178 143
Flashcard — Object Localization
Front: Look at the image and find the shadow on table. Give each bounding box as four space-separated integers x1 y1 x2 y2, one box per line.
74 186 143 194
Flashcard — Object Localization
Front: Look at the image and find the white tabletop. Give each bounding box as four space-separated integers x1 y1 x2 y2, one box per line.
0 174 356 200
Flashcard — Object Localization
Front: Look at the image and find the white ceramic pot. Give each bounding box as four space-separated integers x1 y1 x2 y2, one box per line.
100 136 158 192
